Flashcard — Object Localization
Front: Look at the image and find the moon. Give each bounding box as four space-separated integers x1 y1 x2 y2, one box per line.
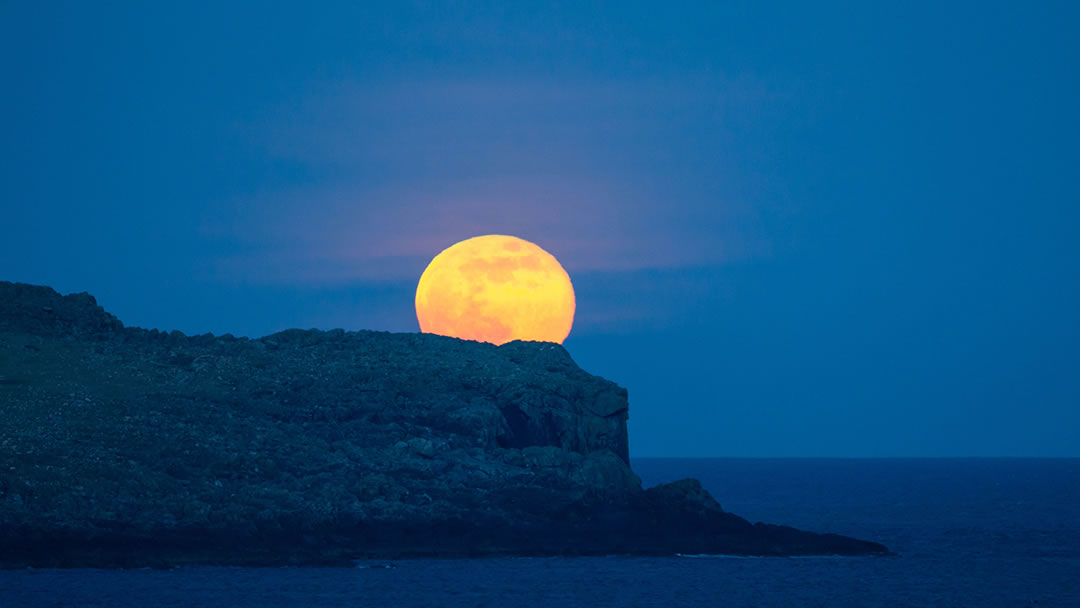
415 235 576 345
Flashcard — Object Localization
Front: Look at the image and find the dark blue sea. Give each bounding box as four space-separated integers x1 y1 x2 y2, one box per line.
3 458 1078 607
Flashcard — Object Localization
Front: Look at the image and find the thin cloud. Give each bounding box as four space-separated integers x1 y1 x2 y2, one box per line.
202 76 774 284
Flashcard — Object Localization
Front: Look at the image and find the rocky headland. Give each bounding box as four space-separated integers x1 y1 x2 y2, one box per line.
0 281 888 567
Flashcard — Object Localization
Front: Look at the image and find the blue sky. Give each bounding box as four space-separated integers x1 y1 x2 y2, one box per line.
3 2 1078 456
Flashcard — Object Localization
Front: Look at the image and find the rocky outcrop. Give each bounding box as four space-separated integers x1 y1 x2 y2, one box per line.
0 282 888 567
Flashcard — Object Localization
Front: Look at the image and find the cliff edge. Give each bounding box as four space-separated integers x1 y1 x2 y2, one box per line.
0 282 888 567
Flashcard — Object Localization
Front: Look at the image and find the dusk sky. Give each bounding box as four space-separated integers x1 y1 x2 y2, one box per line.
3 2 1077 456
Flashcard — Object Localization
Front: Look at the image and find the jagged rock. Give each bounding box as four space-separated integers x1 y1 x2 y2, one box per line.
0 282 888 567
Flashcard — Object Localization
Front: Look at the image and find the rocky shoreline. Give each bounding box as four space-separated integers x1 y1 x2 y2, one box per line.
0 281 889 567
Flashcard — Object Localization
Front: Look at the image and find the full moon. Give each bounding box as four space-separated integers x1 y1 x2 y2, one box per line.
415 235 576 345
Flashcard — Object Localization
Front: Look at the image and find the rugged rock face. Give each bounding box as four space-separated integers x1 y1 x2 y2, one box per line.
0 282 888 567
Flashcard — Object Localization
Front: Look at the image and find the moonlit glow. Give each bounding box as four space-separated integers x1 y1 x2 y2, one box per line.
415 235 576 345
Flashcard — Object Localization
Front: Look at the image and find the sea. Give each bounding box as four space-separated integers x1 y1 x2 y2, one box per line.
2 458 1078 607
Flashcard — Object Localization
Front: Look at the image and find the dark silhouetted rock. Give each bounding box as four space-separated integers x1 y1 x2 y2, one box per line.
0 282 888 567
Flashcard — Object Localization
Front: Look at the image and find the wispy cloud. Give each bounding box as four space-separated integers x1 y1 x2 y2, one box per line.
201 76 775 284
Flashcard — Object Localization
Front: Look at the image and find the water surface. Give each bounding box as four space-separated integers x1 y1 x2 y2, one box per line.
4 458 1078 607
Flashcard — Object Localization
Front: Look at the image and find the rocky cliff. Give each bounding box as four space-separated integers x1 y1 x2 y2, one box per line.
0 282 888 567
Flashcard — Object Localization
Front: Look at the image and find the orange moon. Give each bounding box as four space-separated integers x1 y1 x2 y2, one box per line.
415 235 576 345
